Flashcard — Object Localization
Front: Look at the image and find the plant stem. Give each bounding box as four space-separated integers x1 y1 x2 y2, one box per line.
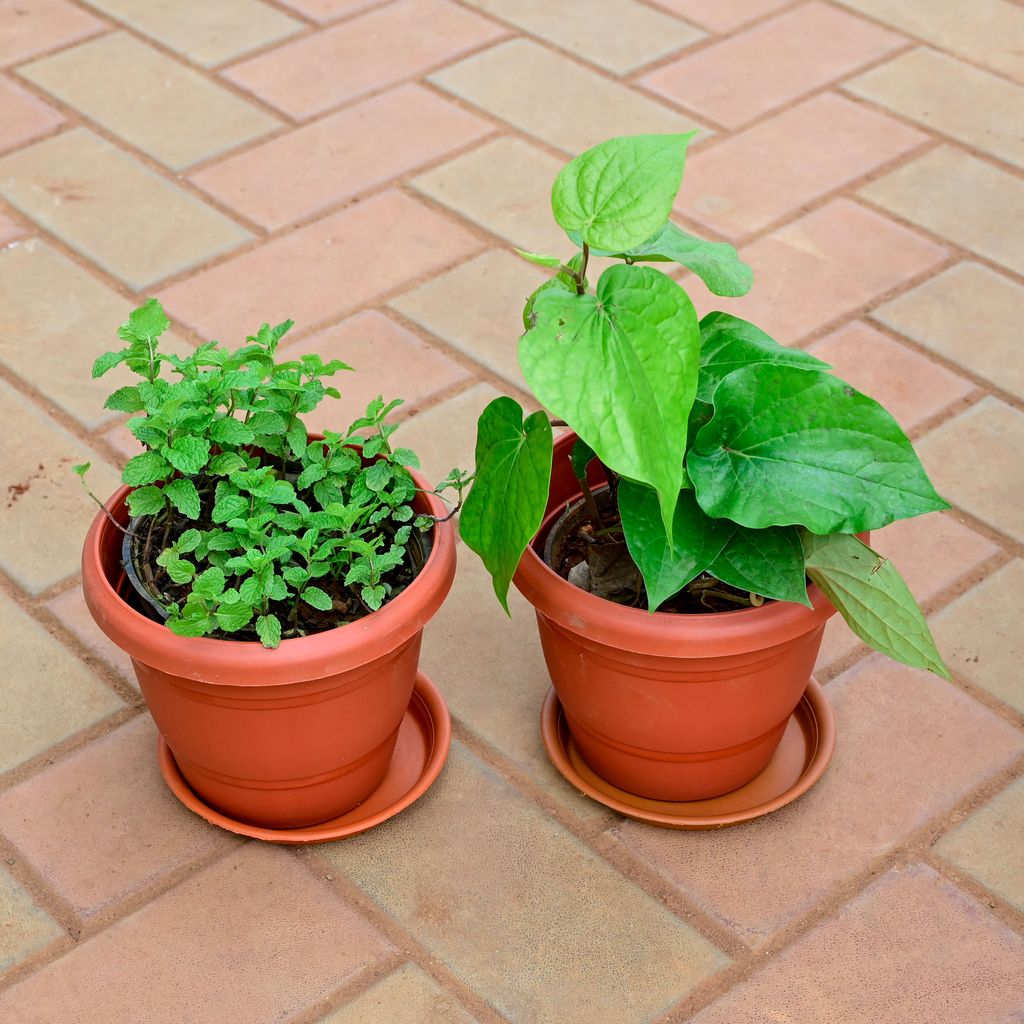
577 244 590 295
578 471 605 530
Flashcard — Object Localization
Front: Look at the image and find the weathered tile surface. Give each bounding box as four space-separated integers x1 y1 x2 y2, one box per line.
45 584 136 684
0 868 62 973
613 658 1023 947
19 32 280 170
191 83 490 228
0 0 104 67
0 75 62 154
324 743 728 1024
649 0 789 33
0 128 251 288
318 964 479 1024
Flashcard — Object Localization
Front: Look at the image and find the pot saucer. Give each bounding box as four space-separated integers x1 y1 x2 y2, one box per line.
158 672 450 845
541 680 835 830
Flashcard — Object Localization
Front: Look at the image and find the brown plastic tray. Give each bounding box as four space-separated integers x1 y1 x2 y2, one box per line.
541 680 835 829
159 671 451 844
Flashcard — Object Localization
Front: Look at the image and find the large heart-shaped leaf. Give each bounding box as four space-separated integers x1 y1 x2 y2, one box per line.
521 264 700 536
697 312 829 401
461 397 553 612
577 223 753 297
688 365 949 534
709 525 810 606
618 481 731 610
803 532 950 678
551 134 695 252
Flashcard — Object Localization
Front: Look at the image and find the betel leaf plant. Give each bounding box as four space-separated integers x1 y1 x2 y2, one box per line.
77 299 467 649
461 132 951 679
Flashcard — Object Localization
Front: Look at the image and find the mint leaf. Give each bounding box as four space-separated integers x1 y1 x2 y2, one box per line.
210 417 255 445
362 584 386 610
212 495 248 524
163 436 210 475
164 557 195 584
256 614 282 648
126 485 166 517
164 478 201 520
123 451 172 486
192 566 226 600
167 613 211 638
215 600 254 632
103 385 145 412
92 350 127 378
303 586 333 611
121 298 170 341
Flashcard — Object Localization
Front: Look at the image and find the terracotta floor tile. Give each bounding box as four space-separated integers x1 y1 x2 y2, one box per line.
459 0 704 76
158 189 481 342
873 262 1024 401
613 657 1023 947
0 378 121 593
81 0 302 67
0 128 251 289
0 868 62 974
931 560 1024 715
691 864 1024 1023
0 588 122 775
861 145 1024 277
835 0 1024 84
224 0 505 119
916 398 1024 544
421 553 610 823
283 310 470 433
0 0 104 68
935 777 1024 913
0 239 194 430
641 1 905 127
846 47 1024 171
681 93 925 239
412 136 567 253
708 199 947 343
0 76 62 154
191 83 490 229
807 320 973 430
390 249 546 390
0 717 237 918
323 742 728 1023
319 963 478 1024
19 31 280 170
275 0 375 21
648 0 789 33
45 584 136 686
432 38 702 155
0 845 390 1023
0 205 23 245
817 509 999 670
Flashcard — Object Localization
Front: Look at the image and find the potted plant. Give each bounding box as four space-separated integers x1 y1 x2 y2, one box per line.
78 300 465 833
461 133 950 812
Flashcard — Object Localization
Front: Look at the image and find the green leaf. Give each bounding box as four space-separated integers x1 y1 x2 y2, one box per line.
256 614 282 649
92 350 127 379
215 600 254 633
125 485 166 517
296 463 327 490
551 133 695 252
688 365 950 534
167 613 211 638
570 438 596 481
709 525 810 606
163 557 195 584
192 566 226 600
286 419 306 460
73 462 90 477
163 436 210 476
121 298 170 341
164 478 201 520
176 528 201 553
212 495 248 524
803 532 950 678
123 450 172 486
238 575 263 606
103 385 144 412
461 397 554 613
208 452 247 476
618 480 732 610
390 447 420 468
362 584 386 610
514 248 563 268
247 410 286 435
364 461 392 492
210 417 255 445
303 586 333 612
521 264 700 537
696 312 828 401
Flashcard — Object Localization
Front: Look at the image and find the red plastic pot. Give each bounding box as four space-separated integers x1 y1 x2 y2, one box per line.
82 469 456 829
513 432 839 802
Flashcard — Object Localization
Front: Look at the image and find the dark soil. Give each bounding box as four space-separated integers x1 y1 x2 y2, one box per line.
547 489 766 614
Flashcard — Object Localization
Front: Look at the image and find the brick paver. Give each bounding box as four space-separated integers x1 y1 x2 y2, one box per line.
1 1 1022 1019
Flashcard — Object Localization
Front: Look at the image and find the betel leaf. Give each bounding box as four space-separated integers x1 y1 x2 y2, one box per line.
687 365 949 534
802 532 950 679
709 525 810 606
551 133 695 252
574 222 753 298
570 438 596 481
697 312 828 401
460 397 553 613
522 252 586 331
618 480 732 611
520 264 699 537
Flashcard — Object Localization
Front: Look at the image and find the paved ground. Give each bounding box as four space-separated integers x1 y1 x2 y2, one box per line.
1 0 1023 1020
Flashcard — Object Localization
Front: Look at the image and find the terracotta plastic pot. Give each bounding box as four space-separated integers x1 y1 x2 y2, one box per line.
513 432 840 802
82 468 456 829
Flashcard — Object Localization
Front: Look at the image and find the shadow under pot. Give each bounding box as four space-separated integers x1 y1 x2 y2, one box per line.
81 460 456 830
513 431 840 803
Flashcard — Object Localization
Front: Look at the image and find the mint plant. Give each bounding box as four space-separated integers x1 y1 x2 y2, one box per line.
78 300 466 648
461 133 950 678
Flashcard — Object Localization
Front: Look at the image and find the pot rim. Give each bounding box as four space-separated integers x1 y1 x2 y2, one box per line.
82 467 456 687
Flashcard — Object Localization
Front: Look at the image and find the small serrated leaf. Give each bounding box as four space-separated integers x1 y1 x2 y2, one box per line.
256 614 282 648
302 586 333 611
164 478 201 520
126 485 166 517
214 600 254 633
123 451 172 486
